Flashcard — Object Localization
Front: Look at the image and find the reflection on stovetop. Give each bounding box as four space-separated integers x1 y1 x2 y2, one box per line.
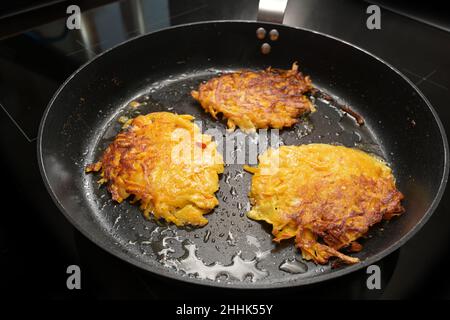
0 0 259 141
1 0 449 299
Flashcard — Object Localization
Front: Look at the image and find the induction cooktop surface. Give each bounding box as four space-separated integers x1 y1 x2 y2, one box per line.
1 0 449 300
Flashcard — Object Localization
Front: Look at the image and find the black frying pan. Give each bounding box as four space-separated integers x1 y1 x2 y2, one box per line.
38 21 448 289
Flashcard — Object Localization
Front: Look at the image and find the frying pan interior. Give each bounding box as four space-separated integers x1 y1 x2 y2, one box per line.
38 21 448 288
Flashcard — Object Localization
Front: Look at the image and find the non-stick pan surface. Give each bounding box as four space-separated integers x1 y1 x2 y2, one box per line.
38 21 448 289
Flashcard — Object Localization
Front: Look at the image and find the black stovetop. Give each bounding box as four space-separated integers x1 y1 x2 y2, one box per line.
1 0 449 300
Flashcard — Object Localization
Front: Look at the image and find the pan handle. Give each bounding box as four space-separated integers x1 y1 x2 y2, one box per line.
257 0 288 24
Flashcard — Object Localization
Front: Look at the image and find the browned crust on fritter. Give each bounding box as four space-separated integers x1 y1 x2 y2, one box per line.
191 62 314 132
85 112 224 227
245 144 405 265
293 175 404 264
340 105 365 126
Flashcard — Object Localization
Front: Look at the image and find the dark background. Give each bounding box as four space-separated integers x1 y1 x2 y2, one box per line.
0 0 449 299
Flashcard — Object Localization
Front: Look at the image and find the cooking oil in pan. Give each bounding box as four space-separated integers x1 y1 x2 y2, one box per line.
279 258 308 274
157 238 268 282
226 231 236 246
89 71 387 285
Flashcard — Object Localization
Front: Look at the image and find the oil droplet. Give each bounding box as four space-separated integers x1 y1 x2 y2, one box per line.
246 235 261 248
234 171 244 180
255 249 271 260
226 231 236 246
112 215 122 229
128 100 141 108
216 274 228 282
279 258 308 274
353 131 362 143
200 230 210 244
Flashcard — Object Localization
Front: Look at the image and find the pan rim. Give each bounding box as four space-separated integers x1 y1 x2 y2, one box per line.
37 20 449 290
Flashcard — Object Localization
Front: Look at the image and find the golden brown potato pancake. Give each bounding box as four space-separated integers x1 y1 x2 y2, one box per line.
244 144 404 264
86 112 224 227
191 63 314 132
